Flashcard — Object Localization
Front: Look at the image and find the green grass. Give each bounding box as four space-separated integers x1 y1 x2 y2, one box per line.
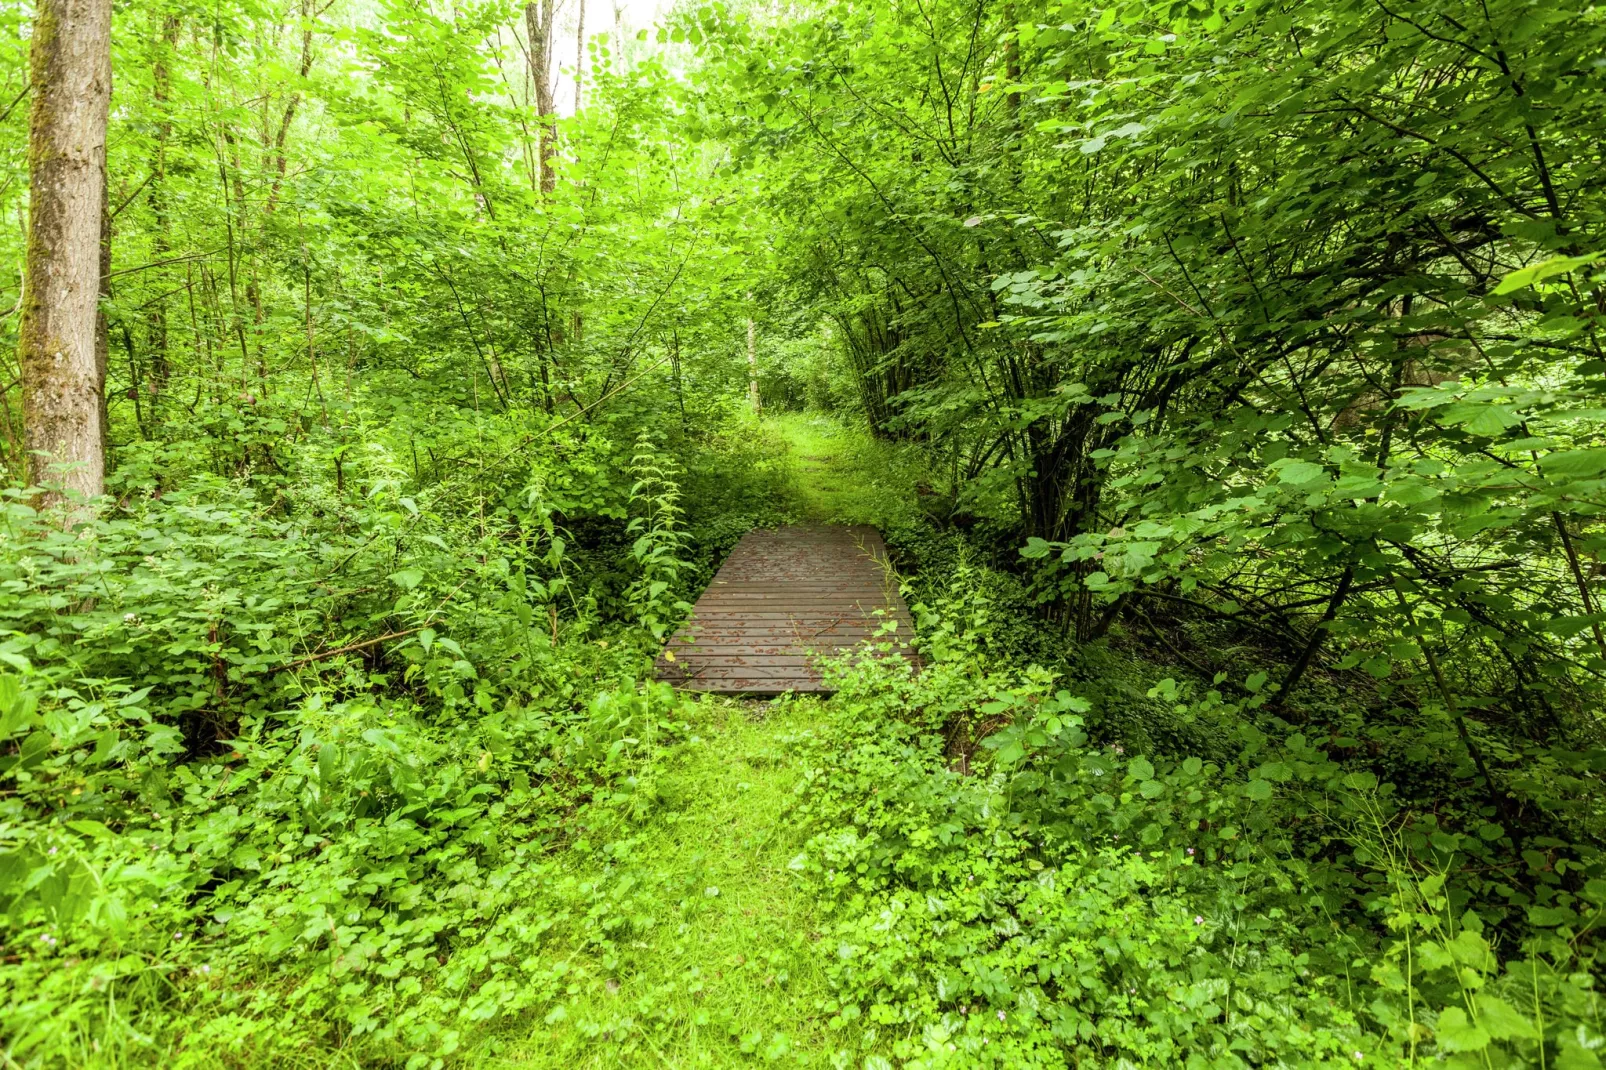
495 415 928 1067
495 696 835 1068
768 412 931 527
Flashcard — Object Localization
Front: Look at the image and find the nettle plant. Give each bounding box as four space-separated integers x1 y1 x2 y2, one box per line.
625 433 696 642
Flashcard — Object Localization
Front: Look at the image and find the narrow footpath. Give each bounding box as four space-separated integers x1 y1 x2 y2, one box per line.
496 696 833 1068
497 418 874 1068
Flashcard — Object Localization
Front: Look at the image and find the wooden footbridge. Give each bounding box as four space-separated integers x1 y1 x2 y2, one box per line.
653 525 916 695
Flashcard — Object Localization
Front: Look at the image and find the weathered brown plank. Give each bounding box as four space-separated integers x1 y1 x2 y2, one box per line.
653 524 918 695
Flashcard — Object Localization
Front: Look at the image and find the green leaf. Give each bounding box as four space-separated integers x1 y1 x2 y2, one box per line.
1493 252 1603 295
1434 1006 1490 1052
1255 761 1291 782
1544 448 1606 478
1558 1040 1605 1069
1276 461 1325 484
390 568 425 590
1443 403 1522 437
1474 994 1538 1041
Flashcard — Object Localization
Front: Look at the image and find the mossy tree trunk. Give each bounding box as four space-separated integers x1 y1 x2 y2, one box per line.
19 0 112 501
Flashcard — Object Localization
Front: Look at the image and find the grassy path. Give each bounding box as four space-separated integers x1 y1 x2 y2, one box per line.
768 412 927 526
497 697 833 1068
498 423 870 1068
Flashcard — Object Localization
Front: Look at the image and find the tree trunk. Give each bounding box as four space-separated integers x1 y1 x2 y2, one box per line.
20 0 113 501
146 13 179 400
746 296 760 415
524 0 556 194
96 163 110 473
574 0 585 112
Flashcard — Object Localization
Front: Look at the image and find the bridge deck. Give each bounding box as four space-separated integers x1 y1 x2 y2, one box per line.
654 525 916 695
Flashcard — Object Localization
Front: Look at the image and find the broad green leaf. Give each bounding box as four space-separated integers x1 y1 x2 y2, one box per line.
1474 995 1538 1041
390 569 425 590
1493 252 1603 294
1276 461 1325 484
1433 1007 1490 1052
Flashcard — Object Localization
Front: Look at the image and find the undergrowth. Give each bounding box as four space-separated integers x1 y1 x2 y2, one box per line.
783 571 1606 1068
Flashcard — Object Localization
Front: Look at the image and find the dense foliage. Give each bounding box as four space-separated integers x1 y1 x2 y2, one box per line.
3 0 1605 1065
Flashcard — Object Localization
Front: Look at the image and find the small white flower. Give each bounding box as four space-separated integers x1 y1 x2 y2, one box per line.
48 846 57 856
997 1010 1006 1021
1187 847 1195 856
173 931 184 941
1194 915 1204 925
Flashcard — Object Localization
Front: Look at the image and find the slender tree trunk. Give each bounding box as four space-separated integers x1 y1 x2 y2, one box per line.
96 164 110 472
146 13 178 400
574 0 585 112
670 327 686 427
746 297 760 415
524 0 556 194
20 0 113 501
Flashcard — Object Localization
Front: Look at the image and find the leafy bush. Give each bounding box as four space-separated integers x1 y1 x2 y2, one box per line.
0 428 736 1066
788 603 1606 1067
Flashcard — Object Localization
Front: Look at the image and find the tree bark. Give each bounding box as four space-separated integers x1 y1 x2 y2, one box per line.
524 0 556 194
746 299 760 415
20 0 112 501
96 162 110 473
146 13 179 399
574 0 585 112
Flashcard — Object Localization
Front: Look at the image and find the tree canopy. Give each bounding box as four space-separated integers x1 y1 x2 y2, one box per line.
2 0 1605 1064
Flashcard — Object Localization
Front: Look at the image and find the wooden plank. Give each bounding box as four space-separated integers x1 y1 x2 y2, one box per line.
653 524 918 695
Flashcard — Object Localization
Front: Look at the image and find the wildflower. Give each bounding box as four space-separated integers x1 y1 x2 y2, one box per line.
997 1010 1006 1022
173 931 185 942
40 933 57 947
1113 744 1124 755
1194 915 1204 925
48 846 57 856
1187 847 1195 856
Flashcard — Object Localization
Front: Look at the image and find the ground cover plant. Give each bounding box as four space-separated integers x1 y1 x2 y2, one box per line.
3 0 1606 1065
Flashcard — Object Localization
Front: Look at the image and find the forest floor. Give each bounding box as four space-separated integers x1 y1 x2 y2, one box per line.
495 422 853 1067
